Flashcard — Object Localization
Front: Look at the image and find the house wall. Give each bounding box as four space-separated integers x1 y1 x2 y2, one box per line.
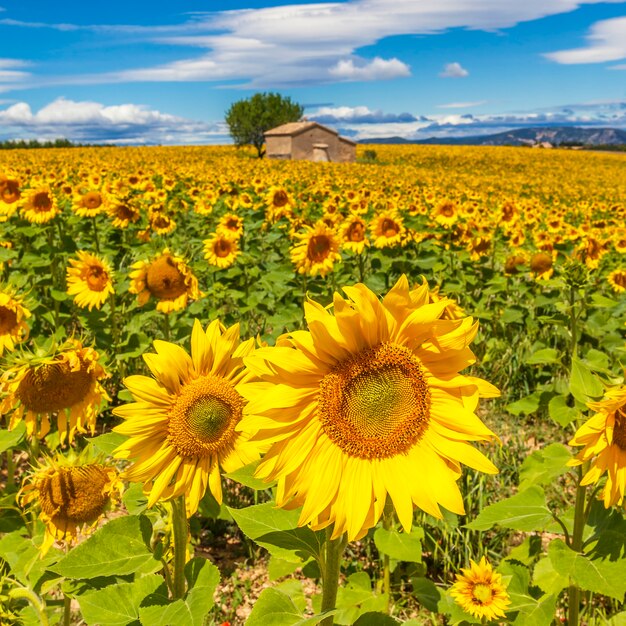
265 135 292 158
292 128 340 161
337 138 357 163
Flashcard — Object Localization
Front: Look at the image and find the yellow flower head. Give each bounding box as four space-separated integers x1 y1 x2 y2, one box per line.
21 186 60 224
370 210 406 248
450 556 510 621
19 454 123 555
129 248 202 313
66 251 115 311
290 221 341 277
203 233 240 269
113 319 263 516
239 276 499 540
608 269 626 293
107 198 141 228
340 214 369 254
217 213 244 240
72 189 108 218
0 289 31 355
0 340 110 443
569 385 626 507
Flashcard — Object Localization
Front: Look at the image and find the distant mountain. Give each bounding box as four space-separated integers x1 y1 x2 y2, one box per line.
360 127 626 146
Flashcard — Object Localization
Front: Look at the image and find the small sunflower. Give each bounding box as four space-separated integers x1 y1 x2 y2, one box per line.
72 189 108 218
449 557 510 621
432 200 459 227
113 319 262 515
265 186 293 222
0 289 31 355
569 385 626 507
238 276 499 540
19 454 123 554
217 213 244 240
340 214 369 254
529 251 555 280
129 249 202 314
370 210 405 248
21 186 60 224
66 251 115 311
290 221 341 277
108 198 141 228
203 233 240 269
0 341 110 442
608 269 626 293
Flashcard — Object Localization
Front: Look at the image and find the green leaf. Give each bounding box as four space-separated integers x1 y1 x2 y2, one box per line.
608 613 626 626
85 432 127 456
122 482 149 516
506 392 541 417
524 348 561 365
569 357 604 404
138 557 220 626
547 395 579 427
518 443 571 491
228 503 324 562
504 535 542 565
52 515 161 579
547 539 626 599
269 556 301 581
511 593 558 626
0 421 26 453
246 587 334 626
466 486 554 532
532 556 569 595
334 573 388 626
410 577 442 613
352 613 400 625
78 574 163 626
226 460 275 490
374 527 423 562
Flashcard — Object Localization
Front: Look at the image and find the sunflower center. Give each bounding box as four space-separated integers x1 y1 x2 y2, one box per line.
114 204 135 220
2 180 20 204
347 222 365 242
318 342 431 460
381 219 399 237
38 465 111 525
145 255 187 300
85 265 110 291
612 272 626 289
214 239 233 258
167 375 243 458
33 192 52 211
530 252 552 273
17 362 94 413
0 305 18 333
82 192 102 209
307 235 331 262
439 203 455 217
613 408 626 450
472 583 494 605
272 190 288 207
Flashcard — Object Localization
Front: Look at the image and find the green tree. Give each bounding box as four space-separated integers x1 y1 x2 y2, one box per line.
225 92 304 158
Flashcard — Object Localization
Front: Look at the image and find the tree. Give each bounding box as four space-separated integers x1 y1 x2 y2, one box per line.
225 92 304 158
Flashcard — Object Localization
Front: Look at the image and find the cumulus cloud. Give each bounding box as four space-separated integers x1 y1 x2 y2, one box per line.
439 62 469 78
0 0 624 89
545 17 626 64
310 105 419 124
0 97 227 144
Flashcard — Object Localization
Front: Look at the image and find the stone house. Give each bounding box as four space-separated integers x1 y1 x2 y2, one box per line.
264 121 356 162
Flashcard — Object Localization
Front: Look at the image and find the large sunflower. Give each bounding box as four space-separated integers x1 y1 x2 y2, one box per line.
238 276 499 540
0 289 31 355
203 233 240 269
19 454 123 554
129 248 202 313
290 221 341 277
21 186 60 224
113 319 263 515
569 385 626 507
0 341 110 442
66 251 115 311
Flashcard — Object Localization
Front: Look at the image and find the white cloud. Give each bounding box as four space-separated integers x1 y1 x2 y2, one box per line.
0 58 31 85
309 104 419 123
0 97 227 144
439 62 469 78
437 101 487 109
1 1 625 89
545 16 626 64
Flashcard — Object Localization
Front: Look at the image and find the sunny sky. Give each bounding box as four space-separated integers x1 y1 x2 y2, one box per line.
0 0 625 144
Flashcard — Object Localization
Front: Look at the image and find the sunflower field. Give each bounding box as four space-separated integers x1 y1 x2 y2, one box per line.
0 144 625 626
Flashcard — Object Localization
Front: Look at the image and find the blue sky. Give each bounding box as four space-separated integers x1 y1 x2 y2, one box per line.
0 0 625 143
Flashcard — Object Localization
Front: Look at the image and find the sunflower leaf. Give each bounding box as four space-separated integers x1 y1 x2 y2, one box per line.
246 587 336 626
518 443 571 490
0 421 26 453
374 527 424 562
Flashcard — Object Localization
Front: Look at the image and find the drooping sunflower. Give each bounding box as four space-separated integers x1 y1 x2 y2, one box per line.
370 210 406 249
66 251 115 311
0 289 31 355
608 269 626 293
21 186 60 224
449 557 510 621
529 251 555 280
19 454 123 554
569 385 626 507
107 198 141 228
290 221 341 277
113 319 262 515
340 214 369 254
72 189 108 217
238 276 499 540
0 341 110 442
129 248 202 313
203 233 240 269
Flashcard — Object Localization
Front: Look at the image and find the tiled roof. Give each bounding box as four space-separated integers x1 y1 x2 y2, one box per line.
264 121 337 137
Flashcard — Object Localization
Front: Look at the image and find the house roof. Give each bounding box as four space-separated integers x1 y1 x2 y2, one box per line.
264 120 357 145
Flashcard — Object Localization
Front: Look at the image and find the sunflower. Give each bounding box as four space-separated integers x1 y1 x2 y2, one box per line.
66 251 115 311
108 198 141 228
217 213 244 240
340 214 369 254
290 221 341 277
21 186 60 224
449 556 510 621
19 454 123 554
238 276 499 540
504 253 527 275
129 249 202 313
0 176 21 209
0 341 110 442
265 186 293 222
370 210 405 249
529 251 555 280
72 189 108 217
433 200 459 227
569 385 626 507
0 290 31 355
608 269 626 293
203 233 240 269
113 319 262 515
426 283 465 320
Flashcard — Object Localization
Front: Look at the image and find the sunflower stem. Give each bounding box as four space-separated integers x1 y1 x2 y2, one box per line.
567 465 587 626
163 312 171 341
170 495 188 599
6 450 15 487
62 593 71 626
8 587 49 626
92 216 100 253
382 498 395 613
320 527 345 626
